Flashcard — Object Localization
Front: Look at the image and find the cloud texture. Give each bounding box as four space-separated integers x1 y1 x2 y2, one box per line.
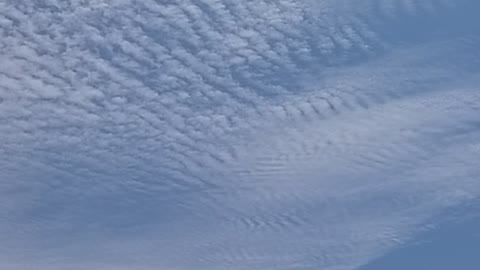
1 0 480 269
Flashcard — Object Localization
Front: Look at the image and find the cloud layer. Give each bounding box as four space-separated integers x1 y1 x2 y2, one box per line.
1 0 480 269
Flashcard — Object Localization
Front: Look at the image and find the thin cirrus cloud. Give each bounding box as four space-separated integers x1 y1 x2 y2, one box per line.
1 0 480 269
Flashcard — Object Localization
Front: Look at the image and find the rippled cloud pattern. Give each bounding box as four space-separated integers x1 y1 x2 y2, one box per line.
1 1 480 269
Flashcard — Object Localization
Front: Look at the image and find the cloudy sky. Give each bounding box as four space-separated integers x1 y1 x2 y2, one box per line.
1 0 480 269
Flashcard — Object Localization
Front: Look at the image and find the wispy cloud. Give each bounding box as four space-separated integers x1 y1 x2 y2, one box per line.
1 0 480 269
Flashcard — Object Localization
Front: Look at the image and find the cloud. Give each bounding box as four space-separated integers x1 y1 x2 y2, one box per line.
1 0 480 269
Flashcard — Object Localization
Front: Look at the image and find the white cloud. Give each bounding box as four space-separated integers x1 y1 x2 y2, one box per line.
1 0 480 269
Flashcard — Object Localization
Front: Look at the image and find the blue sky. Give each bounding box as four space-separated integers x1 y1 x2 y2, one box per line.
1 1 480 269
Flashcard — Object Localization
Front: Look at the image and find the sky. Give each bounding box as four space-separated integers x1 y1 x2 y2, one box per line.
1 0 480 269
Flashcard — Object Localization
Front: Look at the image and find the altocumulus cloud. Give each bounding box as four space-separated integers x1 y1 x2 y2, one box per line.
1 0 480 269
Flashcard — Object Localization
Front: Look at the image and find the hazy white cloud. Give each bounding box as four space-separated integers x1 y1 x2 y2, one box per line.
1 0 480 269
